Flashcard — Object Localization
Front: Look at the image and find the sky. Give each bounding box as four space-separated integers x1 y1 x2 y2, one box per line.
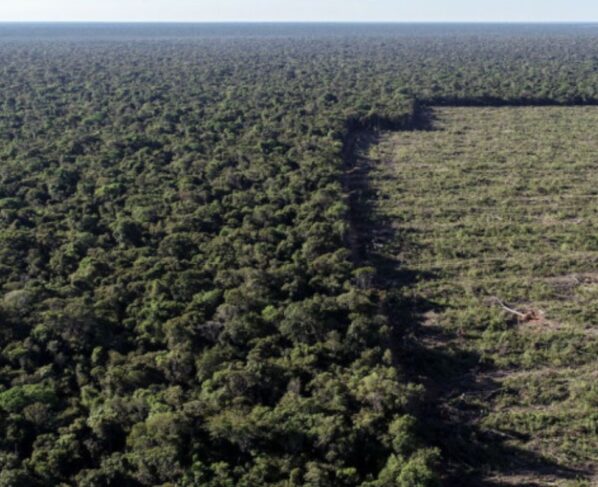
0 0 597 23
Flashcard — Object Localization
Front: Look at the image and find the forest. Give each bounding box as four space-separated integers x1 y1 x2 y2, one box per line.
0 23 597 486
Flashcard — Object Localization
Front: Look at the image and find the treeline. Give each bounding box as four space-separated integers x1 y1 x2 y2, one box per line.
0 26 597 486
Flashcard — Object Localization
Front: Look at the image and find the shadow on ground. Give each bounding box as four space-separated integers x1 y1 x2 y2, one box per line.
341 107 590 486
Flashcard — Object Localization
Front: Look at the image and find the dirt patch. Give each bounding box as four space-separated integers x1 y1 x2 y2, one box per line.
545 272 598 289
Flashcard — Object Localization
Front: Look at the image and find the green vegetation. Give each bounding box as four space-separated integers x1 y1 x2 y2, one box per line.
363 107 597 485
0 24 597 486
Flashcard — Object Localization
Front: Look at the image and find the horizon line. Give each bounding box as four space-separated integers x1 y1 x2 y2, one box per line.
1 20 597 24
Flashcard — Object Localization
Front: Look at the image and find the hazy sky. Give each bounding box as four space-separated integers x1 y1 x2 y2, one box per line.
0 0 597 22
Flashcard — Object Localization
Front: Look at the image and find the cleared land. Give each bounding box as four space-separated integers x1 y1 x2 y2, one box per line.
360 107 598 486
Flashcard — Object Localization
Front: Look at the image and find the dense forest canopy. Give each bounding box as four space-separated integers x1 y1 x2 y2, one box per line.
0 23 597 486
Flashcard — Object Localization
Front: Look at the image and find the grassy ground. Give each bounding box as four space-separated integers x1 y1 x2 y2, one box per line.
360 107 598 486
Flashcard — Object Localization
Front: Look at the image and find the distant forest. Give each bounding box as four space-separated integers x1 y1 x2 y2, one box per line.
0 24 596 486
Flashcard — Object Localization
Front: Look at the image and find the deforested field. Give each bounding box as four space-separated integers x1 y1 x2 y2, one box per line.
363 107 598 485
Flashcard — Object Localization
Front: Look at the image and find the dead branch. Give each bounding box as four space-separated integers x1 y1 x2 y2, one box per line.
490 297 527 319
490 297 545 323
